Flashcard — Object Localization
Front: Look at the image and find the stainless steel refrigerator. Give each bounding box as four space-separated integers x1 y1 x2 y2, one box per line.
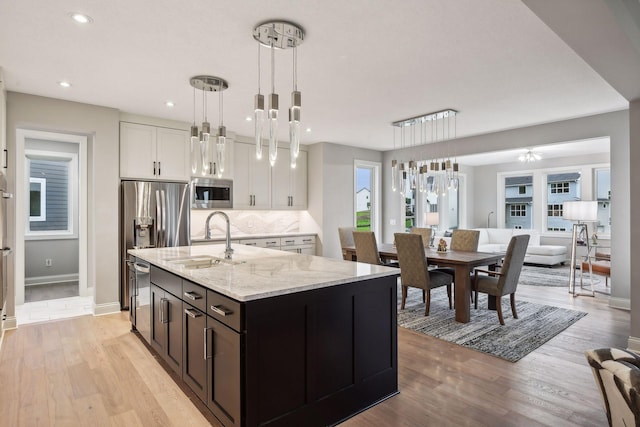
120 180 190 312
0 173 12 313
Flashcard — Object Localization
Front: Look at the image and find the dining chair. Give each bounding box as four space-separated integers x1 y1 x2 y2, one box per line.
433 229 480 301
394 233 453 315
472 234 530 325
585 348 640 427
410 227 432 247
352 231 388 265
338 227 356 260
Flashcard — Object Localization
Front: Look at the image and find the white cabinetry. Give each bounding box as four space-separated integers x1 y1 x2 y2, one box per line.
0 68 6 169
240 237 281 249
192 138 234 180
272 149 307 209
280 235 316 255
120 122 189 181
233 142 271 209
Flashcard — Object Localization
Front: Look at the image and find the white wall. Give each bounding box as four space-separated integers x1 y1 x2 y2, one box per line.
382 110 630 309
307 142 383 259
6 92 120 320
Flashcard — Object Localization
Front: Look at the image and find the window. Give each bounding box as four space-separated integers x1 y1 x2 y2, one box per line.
547 204 563 217
29 177 46 221
26 152 77 236
550 182 570 193
510 204 527 217
354 160 381 237
546 172 580 232
505 175 532 228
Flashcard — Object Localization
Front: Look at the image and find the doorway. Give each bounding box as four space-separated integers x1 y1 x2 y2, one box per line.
15 129 89 323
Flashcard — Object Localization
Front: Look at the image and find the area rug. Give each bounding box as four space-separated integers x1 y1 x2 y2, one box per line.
519 264 601 287
397 287 587 362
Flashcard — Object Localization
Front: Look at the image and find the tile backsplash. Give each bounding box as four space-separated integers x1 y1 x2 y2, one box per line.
191 210 302 239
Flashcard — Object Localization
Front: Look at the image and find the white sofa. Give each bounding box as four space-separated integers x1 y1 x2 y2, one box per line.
435 228 567 266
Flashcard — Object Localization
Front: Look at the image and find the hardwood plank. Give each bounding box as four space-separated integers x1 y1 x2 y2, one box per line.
0 283 629 426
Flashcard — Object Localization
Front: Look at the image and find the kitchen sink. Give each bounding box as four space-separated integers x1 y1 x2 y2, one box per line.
165 255 244 268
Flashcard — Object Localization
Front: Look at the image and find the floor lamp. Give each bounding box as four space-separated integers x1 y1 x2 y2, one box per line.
563 200 598 297
425 212 439 247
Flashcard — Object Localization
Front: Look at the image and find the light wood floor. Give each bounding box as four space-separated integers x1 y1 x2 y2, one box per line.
0 284 628 426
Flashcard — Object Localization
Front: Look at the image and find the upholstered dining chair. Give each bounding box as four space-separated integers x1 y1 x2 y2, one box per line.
410 227 432 247
433 229 481 301
585 348 640 427
394 233 453 315
338 227 356 260
472 234 529 325
352 231 386 265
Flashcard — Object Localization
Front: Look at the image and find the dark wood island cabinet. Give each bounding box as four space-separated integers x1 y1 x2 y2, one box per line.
130 244 399 427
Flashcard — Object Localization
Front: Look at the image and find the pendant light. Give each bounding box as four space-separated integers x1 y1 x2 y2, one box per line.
289 44 301 168
189 76 229 176
254 42 264 160
253 20 305 168
217 81 226 178
190 86 199 174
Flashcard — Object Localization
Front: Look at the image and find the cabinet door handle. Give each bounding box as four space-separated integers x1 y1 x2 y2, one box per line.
158 161 161 176
153 161 156 176
284 240 295 244
3 149 7 168
184 308 202 318
162 298 169 323
183 291 202 301
210 304 232 317
204 327 213 360
159 297 164 323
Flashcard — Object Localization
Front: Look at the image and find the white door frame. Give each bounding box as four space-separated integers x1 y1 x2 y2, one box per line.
15 129 88 305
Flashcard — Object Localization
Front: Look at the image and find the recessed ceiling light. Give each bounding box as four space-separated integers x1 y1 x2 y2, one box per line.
165 101 175 107
306 128 311 132
58 81 72 88
70 12 93 24
245 116 252 121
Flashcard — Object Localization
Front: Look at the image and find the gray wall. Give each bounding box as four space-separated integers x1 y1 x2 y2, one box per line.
307 142 383 259
6 92 120 317
25 239 78 281
383 110 629 309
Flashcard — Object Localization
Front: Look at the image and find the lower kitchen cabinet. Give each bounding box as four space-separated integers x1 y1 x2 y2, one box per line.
150 284 182 377
182 302 207 402
206 315 241 427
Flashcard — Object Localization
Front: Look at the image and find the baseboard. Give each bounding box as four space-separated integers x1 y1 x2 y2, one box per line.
25 274 79 286
2 315 17 331
628 336 640 353
608 297 630 310
93 302 121 316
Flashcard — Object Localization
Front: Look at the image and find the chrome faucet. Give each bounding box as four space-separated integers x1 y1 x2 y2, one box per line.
205 211 234 260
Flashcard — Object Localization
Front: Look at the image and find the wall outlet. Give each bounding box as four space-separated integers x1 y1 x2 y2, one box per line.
390 219 397 226
45 258 52 267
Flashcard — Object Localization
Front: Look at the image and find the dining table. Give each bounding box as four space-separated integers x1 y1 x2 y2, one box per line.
343 243 504 323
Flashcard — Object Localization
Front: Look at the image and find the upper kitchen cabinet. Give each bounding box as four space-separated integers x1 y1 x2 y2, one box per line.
233 142 271 209
0 68 7 169
191 138 234 180
272 149 307 209
120 122 189 181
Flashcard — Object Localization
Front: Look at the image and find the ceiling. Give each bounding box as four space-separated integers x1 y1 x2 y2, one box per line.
0 0 629 153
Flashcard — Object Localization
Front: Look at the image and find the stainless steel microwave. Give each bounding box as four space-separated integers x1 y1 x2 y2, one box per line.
191 178 233 209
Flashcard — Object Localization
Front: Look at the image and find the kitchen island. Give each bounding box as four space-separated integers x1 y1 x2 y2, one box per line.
128 244 400 427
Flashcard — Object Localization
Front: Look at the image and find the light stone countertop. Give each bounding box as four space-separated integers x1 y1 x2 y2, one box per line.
191 231 315 243
129 244 398 302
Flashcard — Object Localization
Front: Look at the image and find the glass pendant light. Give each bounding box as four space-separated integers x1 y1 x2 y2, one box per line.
200 87 210 176
190 86 199 174
289 45 301 168
254 43 264 160
268 38 279 167
391 159 398 192
216 83 226 178
253 21 305 168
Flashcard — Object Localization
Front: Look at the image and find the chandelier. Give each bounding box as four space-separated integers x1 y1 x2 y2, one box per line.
189 76 228 178
390 109 459 198
253 20 304 168
518 150 541 163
